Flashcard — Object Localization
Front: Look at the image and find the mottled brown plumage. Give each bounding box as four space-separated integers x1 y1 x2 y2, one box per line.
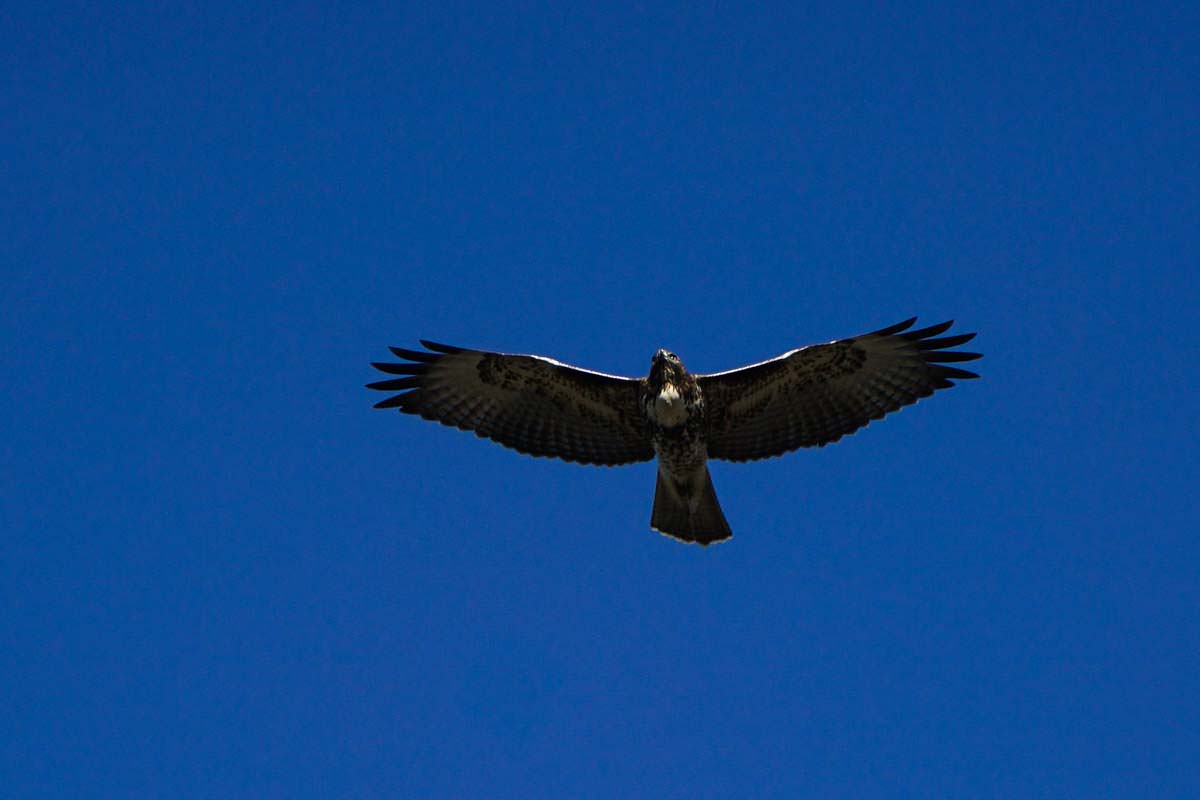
367 318 981 545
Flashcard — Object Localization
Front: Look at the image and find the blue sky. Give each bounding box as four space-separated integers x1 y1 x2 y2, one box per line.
3 2 1198 796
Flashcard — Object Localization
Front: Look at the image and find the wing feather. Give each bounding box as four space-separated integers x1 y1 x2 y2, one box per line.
698 319 981 461
368 343 654 466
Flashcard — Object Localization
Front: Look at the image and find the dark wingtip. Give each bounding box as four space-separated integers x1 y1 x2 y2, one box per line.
869 317 918 337
370 341 445 410
927 350 982 363
372 392 413 409
366 376 422 391
934 365 981 380
918 332 976 350
371 361 427 375
419 339 464 354
903 320 955 340
884 320 983 376
388 346 438 362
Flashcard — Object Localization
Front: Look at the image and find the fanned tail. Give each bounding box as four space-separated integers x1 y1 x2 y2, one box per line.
650 466 732 546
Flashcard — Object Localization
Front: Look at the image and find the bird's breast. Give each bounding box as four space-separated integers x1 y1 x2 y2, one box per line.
653 386 688 428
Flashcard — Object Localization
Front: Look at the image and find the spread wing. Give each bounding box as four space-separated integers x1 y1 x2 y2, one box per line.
698 318 981 462
367 341 654 466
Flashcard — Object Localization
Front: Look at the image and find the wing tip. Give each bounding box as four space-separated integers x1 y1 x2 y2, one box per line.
927 350 983 363
902 319 955 340
419 339 464 354
918 332 977 350
371 392 415 409
869 317 918 337
873 318 983 374
366 376 422 391
388 346 439 363
933 365 981 380
371 361 428 375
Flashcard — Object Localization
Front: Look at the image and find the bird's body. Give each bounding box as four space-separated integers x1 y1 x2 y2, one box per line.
367 318 981 545
639 350 730 542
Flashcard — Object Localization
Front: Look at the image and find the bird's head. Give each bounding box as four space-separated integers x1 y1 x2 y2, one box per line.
650 349 686 383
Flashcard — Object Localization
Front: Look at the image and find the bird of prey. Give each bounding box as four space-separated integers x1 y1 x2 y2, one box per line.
367 318 980 546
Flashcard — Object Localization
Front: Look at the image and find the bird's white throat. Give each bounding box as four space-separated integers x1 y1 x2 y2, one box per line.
654 385 688 427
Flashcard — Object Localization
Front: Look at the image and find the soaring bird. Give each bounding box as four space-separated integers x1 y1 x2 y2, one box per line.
367 318 980 545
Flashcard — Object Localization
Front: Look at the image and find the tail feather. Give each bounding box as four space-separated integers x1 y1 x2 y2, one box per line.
650 466 733 546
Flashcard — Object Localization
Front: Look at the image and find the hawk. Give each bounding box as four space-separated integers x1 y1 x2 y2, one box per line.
367 318 980 545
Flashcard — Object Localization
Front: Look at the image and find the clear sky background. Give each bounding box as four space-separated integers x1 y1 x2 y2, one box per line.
3 2 1198 797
